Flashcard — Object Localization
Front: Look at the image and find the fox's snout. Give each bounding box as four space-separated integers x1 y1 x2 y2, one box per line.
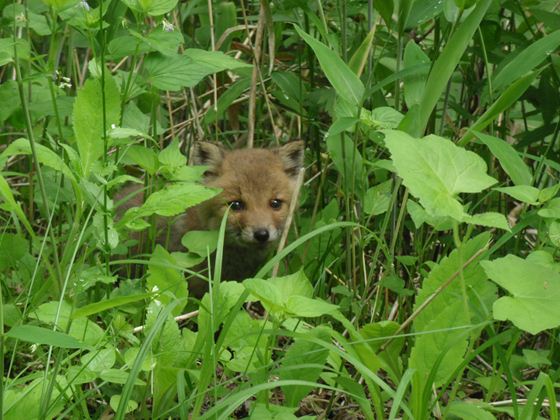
238 223 280 246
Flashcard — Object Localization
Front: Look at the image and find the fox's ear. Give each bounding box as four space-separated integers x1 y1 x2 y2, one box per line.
277 140 304 178
191 142 225 172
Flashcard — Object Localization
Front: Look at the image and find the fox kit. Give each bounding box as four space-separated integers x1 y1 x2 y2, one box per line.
116 141 304 296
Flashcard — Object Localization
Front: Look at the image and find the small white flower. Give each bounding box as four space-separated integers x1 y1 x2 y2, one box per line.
15 13 26 23
162 19 174 32
30 344 37 353
111 124 117 129
81 0 91 11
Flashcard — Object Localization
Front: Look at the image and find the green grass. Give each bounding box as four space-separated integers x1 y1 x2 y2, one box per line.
1 0 560 418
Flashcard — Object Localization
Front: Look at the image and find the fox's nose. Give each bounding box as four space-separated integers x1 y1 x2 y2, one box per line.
253 229 270 243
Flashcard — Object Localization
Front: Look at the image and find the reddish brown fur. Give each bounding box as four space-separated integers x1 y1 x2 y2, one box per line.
115 141 304 297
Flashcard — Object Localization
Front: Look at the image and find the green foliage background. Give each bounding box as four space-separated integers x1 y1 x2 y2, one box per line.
0 0 559 418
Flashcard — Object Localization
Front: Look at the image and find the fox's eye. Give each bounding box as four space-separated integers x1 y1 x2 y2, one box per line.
270 199 283 210
228 200 245 211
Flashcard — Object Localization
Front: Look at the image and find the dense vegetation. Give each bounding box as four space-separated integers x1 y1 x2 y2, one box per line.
1 0 559 418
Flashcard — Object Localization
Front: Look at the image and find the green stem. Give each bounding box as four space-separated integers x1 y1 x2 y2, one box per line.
98 0 111 276
13 16 63 294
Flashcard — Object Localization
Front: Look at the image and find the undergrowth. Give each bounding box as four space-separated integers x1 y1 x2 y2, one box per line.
0 0 559 418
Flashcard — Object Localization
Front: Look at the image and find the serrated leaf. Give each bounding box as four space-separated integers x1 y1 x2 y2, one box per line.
482 254 560 334
294 25 364 107
73 74 120 176
120 182 219 224
1 138 76 183
144 50 250 91
474 131 532 186
279 327 330 407
384 130 497 220
462 212 511 232
409 233 495 389
158 138 185 167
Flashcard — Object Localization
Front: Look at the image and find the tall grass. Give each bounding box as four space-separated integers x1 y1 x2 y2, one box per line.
0 0 559 418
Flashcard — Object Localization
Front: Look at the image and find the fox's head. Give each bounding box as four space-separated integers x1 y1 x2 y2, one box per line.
192 141 304 249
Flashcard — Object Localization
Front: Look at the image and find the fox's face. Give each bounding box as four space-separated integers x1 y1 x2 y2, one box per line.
192 141 304 249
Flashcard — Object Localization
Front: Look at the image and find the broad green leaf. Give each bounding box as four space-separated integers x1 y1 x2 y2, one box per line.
122 145 159 175
363 180 392 216
474 131 532 186
222 311 268 373
181 230 218 256
6 325 85 348
121 0 177 16
147 246 187 315
538 198 560 219
4 4 51 36
384 130 497 220
143 50 250 91
73 74 121 176
294 25 364 107
403 40 430 108
0 38 30 67
409 233 495 389
361 107 404 129
30 301 104 345
244 271 325 318
0 232 29 272
1 138 76 183
110 395 138 414
399 0 492 136
495 186 540 205
407 200 454 231
81 348 116 372
539 184 560 203
120 182 219 224
108 127 151 141
3 377 66 420
284 296 339 318
40 0 78 11
100 369 145 385
158 138 186 167
447 401 496 420
462 212 510 231
482 254 560 334
460 71 538 146
270 270 314 300
279 327 330 407
491 29 560 97
357 321 403 382
0 81 19 123
0 174 33 235
326 117 359 137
